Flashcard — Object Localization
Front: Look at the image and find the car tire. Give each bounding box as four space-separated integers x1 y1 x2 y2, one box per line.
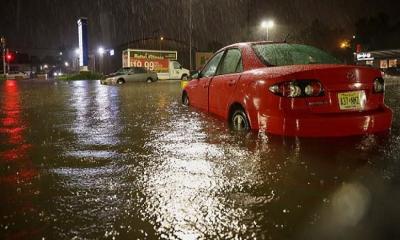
147 78 153 83
117 79 125 85
181 75 188 81
230 109 250 131
182 92 190 106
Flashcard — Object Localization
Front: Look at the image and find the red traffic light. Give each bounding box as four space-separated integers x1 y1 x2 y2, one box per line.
6 52 14 62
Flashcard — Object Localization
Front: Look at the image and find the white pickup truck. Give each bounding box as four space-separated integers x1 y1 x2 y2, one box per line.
157 60 190 80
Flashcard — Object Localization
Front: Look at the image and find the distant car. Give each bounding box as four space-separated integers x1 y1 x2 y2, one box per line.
182 42 393 137
6 71 29 79
101 67 158 85
47 68 64 78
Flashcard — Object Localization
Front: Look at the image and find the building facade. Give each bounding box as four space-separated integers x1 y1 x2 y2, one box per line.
355 49 400 70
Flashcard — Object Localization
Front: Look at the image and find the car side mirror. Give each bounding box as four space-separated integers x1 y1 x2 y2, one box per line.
191 72 201 80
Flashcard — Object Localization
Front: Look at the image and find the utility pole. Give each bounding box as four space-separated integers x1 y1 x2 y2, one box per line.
247 0 251 39
189 0 192 70
93 54 96 72
6 48 10 72
1 37 6 75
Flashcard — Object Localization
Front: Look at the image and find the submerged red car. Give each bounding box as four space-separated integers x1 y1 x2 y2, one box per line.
182 42 393 137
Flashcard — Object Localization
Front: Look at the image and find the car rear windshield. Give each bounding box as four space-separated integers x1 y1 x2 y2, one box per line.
252 43 340 66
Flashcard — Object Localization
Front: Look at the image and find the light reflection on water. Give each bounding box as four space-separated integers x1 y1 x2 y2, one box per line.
0 80 40 239
140 113 251 239
69 80 122 147
0 79 400 239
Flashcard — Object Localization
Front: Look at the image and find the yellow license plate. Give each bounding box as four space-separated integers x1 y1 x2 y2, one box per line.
338 91 366 110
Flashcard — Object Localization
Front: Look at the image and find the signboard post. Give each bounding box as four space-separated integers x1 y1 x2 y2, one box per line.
77 18 89 71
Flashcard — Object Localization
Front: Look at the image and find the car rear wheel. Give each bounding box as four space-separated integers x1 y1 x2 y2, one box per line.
182 92 190 106
181 75 188 81
117 79 125 85
230 109 250 131
147 78 153 83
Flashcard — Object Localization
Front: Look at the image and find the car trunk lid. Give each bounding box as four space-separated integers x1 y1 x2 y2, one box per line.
291 64 383 114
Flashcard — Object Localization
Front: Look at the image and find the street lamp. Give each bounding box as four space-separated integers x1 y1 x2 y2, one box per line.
260 20 274 41
98 47 105 55
97 47 105 73
94 47 114 73
340 40 350 49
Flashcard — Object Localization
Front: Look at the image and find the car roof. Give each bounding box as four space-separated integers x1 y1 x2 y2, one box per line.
218 41 285 52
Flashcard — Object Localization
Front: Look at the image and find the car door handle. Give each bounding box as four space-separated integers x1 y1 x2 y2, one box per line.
203 84 209 88
228 80 236 86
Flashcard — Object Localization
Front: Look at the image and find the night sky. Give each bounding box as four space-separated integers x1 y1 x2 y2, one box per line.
0 0 399 57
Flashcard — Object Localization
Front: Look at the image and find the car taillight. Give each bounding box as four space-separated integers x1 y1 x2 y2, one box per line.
269 80 324 98
373 77 384 93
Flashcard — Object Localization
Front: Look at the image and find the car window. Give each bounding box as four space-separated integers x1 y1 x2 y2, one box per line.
218 48 242 75
236 58 243 72
252 43 340 66
117 68 129 74
201 51 224 78
135 68 147 73
172 61 181 69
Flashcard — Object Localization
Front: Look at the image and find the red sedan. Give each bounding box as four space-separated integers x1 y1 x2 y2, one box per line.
182 42 393 137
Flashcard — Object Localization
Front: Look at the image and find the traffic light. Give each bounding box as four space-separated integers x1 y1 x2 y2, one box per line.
5 52 14 63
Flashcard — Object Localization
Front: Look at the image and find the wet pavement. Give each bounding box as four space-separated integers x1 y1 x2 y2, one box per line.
1 79 400 240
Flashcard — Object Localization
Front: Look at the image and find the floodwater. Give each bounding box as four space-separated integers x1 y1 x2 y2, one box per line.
1 79 400 240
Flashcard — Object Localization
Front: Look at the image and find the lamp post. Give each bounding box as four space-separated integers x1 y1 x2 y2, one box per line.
93 54 96 72
1 37 6 75
261 20 274 41
159 36 164 56
6 48 10 72
98 47 105 73
95 47 114 73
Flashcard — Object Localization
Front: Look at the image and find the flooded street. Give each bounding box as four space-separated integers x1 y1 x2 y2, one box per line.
1 79 400 239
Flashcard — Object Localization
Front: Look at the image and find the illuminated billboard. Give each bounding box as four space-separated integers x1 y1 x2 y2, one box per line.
77 18 89 68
